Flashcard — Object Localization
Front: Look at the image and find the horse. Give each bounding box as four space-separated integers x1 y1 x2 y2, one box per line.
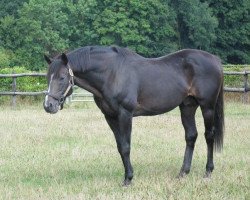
43 46 224 186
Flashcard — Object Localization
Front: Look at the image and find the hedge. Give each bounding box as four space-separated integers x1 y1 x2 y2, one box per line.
0 66 47 92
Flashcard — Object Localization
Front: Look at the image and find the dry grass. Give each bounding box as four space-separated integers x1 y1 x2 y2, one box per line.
0 102 249 199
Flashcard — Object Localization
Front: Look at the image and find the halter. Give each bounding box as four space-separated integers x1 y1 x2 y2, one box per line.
63 64 74 98
46 63 74 105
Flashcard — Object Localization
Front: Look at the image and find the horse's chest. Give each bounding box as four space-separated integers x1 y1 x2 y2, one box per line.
94 97 118 117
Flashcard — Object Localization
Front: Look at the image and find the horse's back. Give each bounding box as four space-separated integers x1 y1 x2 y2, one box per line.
162 49 222 74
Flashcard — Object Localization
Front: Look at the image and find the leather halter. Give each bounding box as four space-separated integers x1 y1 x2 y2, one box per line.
46 63 74 105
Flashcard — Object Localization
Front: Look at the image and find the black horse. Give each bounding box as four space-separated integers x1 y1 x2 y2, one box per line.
44 46 224 185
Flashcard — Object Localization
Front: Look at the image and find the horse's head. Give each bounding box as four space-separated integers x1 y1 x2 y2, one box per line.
43 53 74 114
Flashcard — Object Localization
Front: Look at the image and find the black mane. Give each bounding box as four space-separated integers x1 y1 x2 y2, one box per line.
67 46 91 72
67 46 141 71
47 46 142 78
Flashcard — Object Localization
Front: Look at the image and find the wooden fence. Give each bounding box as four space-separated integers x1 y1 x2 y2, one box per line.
0 73 46 107
223 71 249 103
0 71 249 106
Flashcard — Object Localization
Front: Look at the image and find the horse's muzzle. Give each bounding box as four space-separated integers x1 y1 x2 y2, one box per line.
43 101 60 114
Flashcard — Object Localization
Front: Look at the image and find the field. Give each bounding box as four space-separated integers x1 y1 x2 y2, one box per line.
0 102 249 199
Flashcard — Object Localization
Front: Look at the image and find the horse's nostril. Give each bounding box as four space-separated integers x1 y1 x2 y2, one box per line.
49 103 53 108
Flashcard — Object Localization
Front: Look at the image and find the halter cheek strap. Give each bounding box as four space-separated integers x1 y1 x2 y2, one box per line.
63 67 74 98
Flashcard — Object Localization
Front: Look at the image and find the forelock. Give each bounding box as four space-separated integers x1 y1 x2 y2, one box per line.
47 59 64 79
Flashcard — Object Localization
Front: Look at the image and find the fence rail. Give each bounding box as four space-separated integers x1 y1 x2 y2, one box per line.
0 73 46 78
223 70 249 103
0 71 249 106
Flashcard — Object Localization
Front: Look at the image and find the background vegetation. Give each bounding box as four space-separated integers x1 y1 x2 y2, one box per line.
0 67 46 92
0 0 249 71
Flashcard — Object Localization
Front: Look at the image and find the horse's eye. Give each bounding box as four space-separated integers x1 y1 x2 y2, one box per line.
60 76 66 81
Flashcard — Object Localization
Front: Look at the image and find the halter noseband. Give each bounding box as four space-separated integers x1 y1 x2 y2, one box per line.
46 63 74 105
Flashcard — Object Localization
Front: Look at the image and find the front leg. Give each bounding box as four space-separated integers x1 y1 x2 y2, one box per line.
104 107 133 186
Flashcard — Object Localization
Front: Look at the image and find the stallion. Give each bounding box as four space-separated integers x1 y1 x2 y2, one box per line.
44 46 224 185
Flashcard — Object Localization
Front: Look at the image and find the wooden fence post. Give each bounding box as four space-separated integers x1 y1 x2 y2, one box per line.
243 71 248 103
11 76 17 108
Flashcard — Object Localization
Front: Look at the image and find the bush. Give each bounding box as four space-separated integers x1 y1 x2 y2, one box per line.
0 66 47 92
0 48 11 67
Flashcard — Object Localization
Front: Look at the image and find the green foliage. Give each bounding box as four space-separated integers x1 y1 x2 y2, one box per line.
223 65 250 88
66 0 99 48
0 67 46 92
171 0 218 50
0 0 249 70
0 0 72 70
0 48 11 67
0 0 28 18
90 0 177 56
206 0 250 64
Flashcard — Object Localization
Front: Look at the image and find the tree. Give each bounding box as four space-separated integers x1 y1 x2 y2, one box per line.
0 0 28 18
0 48 11 68
83 0 178 57
171 0 218 50
66 0 99 48
1 0 248 70
0 0 72 70
206 0 250 63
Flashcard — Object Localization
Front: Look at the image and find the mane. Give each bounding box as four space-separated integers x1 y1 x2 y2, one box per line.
47 46 142 78
67 46 91 72
68 46 142 69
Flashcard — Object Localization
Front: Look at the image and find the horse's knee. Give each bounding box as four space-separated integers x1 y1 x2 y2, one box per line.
205 130 214 144
203 109 214 119
118 144 130 156
185 132 198 147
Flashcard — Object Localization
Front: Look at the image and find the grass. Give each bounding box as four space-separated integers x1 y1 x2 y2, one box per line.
0 102 249 199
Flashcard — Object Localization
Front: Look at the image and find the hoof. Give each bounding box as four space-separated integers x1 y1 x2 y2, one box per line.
204 171 212 179
122 179 132 187
177 168 190 179
177 171 188 179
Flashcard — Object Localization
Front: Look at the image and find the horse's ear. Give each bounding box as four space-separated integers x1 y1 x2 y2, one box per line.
61 53 68 65
44 55 52 64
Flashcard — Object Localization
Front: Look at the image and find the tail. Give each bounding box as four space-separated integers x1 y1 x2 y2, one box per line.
214 80 225 152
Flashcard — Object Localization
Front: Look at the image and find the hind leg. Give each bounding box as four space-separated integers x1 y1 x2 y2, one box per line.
178 99 199 177
200 105 215 178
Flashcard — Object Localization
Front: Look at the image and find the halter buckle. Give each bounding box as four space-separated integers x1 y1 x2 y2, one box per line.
69 68 74 77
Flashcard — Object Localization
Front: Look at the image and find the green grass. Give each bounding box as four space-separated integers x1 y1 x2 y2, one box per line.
0 103 249 199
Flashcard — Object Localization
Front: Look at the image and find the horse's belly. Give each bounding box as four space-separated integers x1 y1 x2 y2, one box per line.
134 76 189 116
133 98 183 116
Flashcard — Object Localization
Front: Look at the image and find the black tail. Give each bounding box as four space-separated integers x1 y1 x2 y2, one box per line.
214 81 224 152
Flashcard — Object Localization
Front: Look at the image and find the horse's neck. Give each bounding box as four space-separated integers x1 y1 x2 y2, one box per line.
74 75 103 98
71 51 113 98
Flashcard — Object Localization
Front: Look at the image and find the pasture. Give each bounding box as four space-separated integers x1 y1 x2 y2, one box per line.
0 102 249 199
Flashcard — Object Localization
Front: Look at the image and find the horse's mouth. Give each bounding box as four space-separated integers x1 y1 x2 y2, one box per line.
43 101 60 114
